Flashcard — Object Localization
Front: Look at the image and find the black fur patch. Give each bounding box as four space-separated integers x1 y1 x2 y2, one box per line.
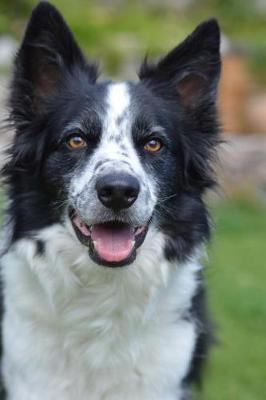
184 279 215 387
0 280 6 399
36 239 45 256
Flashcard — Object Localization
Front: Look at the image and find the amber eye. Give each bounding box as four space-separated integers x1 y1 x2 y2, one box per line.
66 135 87 150
144 138 163 153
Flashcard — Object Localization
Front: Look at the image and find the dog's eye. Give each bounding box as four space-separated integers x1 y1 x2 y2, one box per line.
144 139 163 153
66 135 87 150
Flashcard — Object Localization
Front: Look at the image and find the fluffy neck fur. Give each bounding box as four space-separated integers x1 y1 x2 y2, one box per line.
1 223 200 400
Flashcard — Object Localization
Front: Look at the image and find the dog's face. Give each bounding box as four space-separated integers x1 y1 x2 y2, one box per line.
65 82 163 266
5 3 221 267
45 80 169 266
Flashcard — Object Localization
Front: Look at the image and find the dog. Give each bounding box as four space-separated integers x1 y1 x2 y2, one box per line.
0 2 221 399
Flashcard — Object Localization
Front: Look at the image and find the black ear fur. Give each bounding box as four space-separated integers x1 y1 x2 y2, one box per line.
5 2 98 177
10 2 98 122
139 19 221 108
140 20 221 191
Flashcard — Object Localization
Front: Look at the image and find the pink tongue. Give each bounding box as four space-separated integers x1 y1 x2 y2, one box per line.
91 223 135 262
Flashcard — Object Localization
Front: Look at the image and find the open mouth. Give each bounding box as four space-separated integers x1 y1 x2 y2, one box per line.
69 210 149 267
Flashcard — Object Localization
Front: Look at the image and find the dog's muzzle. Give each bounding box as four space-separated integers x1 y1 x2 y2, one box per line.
69 172 150 267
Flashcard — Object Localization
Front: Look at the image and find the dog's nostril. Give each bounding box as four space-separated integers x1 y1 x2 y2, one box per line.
96 174 140 210
99 187 113 200
125 188 138 201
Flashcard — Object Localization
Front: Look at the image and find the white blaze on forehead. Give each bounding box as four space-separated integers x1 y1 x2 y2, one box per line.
106 82 131 120
100 82 140 174
103 83 130 140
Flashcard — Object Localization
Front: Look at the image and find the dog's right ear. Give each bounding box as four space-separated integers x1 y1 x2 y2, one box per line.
11 2 97 115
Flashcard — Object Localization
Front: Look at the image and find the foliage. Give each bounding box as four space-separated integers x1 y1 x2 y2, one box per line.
199 198 266 400
0 0 266 81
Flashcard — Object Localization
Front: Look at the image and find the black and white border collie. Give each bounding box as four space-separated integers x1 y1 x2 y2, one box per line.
0 2 221 399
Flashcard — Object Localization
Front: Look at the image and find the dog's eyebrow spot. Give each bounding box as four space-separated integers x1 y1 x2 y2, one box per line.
59 122 83 141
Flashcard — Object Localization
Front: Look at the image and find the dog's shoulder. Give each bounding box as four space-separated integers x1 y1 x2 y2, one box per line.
184 278 214 387
0 278 6 399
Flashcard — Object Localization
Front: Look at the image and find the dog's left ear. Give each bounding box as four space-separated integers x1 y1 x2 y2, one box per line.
139 19 221 108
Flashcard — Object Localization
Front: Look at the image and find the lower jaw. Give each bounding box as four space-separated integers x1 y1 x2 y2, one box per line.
71 219 149 268
88 243 137 268
88 228 148 267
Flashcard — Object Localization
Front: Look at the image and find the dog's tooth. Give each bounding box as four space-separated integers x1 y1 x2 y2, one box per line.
135 226 144 235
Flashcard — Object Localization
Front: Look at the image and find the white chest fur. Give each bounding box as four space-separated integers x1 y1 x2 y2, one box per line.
1 225 200 400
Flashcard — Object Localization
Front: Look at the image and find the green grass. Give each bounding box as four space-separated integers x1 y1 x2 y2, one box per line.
199 199 266 400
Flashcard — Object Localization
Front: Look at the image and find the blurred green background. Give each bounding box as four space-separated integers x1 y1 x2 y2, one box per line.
0 1 266 399
1 0 266 81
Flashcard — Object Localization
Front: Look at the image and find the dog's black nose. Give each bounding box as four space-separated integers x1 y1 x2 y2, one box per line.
96 173 140 210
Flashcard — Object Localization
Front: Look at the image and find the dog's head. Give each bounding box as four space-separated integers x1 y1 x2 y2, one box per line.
5 2 221 267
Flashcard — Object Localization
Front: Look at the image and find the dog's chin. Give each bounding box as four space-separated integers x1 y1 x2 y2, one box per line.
69 209 149 268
